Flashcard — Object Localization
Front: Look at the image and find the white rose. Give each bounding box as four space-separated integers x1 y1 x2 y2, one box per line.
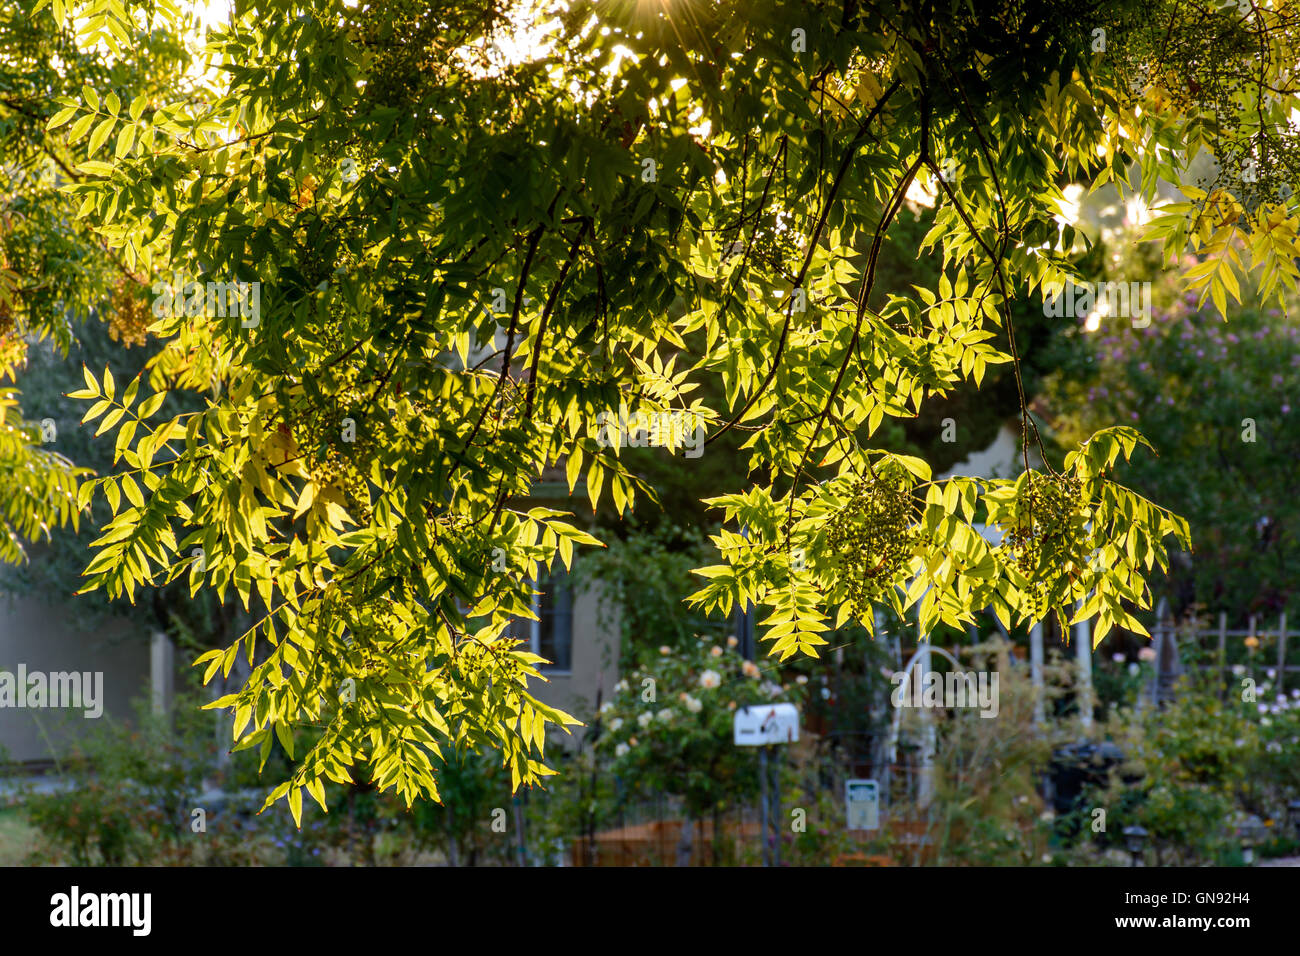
657 708 673 721
615 743 629 758
684 695 702 714
608 717 623 732
637 711 654 728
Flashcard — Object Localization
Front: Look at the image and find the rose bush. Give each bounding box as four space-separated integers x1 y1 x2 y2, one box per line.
595 633 805 826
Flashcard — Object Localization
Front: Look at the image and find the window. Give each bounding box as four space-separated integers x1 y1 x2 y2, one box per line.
507 565 573 673
536 566 573 672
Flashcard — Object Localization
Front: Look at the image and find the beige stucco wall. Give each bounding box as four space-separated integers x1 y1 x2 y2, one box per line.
0 597 146 764
528 579 619 750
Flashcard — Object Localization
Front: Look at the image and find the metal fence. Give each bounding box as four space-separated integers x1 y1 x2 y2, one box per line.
1146 611 1299 701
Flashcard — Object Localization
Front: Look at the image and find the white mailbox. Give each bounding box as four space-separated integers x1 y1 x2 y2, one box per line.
733 703 799 746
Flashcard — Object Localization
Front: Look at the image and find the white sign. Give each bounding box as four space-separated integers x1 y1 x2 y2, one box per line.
846 779 879 830
733 703 799 746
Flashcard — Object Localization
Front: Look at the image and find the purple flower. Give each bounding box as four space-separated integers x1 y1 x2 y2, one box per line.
1283 404 1291 414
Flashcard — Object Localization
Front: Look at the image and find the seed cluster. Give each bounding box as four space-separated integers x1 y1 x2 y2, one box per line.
826 472 919 621
107 277 151 348
289 319 375 522
1005 473 1085 621
1105 1 1300 212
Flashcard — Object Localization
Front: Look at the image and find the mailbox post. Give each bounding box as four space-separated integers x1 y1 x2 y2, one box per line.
732 528 797 866
734 703 799 866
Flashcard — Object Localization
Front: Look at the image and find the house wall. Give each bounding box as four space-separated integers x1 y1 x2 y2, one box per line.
0 578 622 764
528 579 619 749
0 596 146 764
937 421 1042 481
